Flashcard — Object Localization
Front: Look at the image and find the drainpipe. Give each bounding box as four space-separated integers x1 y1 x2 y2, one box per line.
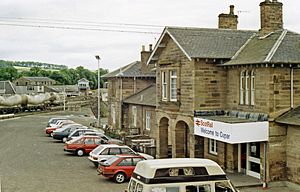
134 76 137 93
291 67 294 109
263 142 268 189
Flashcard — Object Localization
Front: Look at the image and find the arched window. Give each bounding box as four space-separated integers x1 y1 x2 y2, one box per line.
240 70 255 106
240 71 245 105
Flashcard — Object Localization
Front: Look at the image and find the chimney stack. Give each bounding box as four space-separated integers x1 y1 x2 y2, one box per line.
259 0 283 35
141 44 153 74
218 5 238 30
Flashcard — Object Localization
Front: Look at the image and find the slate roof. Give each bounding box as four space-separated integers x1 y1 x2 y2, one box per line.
275 106 300 126
21 76 56 82
78 78 89 82
123 85 156 107
148 27 256 63
47 85 79 93
102 61 155 78
223 29 300 65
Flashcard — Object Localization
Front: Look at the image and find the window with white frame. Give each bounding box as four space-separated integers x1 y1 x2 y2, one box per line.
162 71 167 100
250 70 255 105
111 104 116 124
209 139 217 155
240 71 245 105
145 111 151 130
245 71 250 105
240 70 255 106
169 70 177 101
132 106 137 127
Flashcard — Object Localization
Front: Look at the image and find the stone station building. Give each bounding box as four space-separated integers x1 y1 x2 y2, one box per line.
147 0 300 186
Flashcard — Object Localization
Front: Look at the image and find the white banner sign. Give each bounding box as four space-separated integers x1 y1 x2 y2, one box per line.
194 118 269 144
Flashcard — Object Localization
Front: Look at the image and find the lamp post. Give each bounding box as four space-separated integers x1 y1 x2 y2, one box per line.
95 55 101 128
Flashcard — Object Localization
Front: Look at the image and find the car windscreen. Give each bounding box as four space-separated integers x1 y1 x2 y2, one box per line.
104 156 119 165
92 145 105 154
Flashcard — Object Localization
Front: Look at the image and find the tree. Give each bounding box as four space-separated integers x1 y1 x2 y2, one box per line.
0 66 18 81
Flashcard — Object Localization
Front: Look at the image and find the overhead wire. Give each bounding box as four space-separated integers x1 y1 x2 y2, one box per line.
0 16 164 34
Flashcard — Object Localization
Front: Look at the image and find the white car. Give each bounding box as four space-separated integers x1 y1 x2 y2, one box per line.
88 144 154 167
66 129 104 142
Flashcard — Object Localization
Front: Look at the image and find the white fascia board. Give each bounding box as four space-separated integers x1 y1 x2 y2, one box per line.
166 30 192 61
146 28 168 65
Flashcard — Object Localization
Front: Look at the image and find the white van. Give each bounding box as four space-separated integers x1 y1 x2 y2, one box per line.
127 158 238 192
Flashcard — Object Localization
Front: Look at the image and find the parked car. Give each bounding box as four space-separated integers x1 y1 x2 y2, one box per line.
88 144 154 167
47 117 68 127
66 129 104 142
64 135 106 156
45 120 75 136
52 124 88 142
97 154 146 183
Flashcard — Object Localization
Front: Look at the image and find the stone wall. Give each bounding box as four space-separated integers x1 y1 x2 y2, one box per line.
268 122 287 182
125 104 156 137
193 59 227 111
286 125 300 184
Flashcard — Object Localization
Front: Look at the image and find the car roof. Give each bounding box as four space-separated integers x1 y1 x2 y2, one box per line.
134 158 225 178
101 144 127 148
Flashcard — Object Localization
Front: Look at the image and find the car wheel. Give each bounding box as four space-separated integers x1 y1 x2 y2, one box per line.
93 162 99 168
76 149 84 156
50 132 54 137
114 172 126 183
62 137 67 143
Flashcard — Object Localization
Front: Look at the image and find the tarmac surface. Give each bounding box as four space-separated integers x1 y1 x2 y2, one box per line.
0 110 127 192
0 109 299 192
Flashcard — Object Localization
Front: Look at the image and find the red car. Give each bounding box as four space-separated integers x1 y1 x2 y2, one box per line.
64 135 105 156
97 154 146 183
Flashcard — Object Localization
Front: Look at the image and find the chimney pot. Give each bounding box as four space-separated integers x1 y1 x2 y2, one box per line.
229 5 234 15
149 44 153 52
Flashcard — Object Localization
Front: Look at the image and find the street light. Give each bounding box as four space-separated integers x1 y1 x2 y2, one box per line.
95 55 101 128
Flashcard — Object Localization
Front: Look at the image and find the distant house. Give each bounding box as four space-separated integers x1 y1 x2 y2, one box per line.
78 78 90 95
0 81 16 96
13 76 56 94
14 77 56 86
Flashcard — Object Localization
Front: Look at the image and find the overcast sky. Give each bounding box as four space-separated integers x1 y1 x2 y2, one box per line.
0 0 299 72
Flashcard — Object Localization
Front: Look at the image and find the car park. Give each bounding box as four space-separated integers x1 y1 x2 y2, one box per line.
88 144 154 167
97 154 146 183
64 135 105 156
52 124 88 142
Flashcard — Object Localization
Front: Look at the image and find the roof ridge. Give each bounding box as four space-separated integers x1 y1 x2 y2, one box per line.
264 29 288 62
166 26 257 33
